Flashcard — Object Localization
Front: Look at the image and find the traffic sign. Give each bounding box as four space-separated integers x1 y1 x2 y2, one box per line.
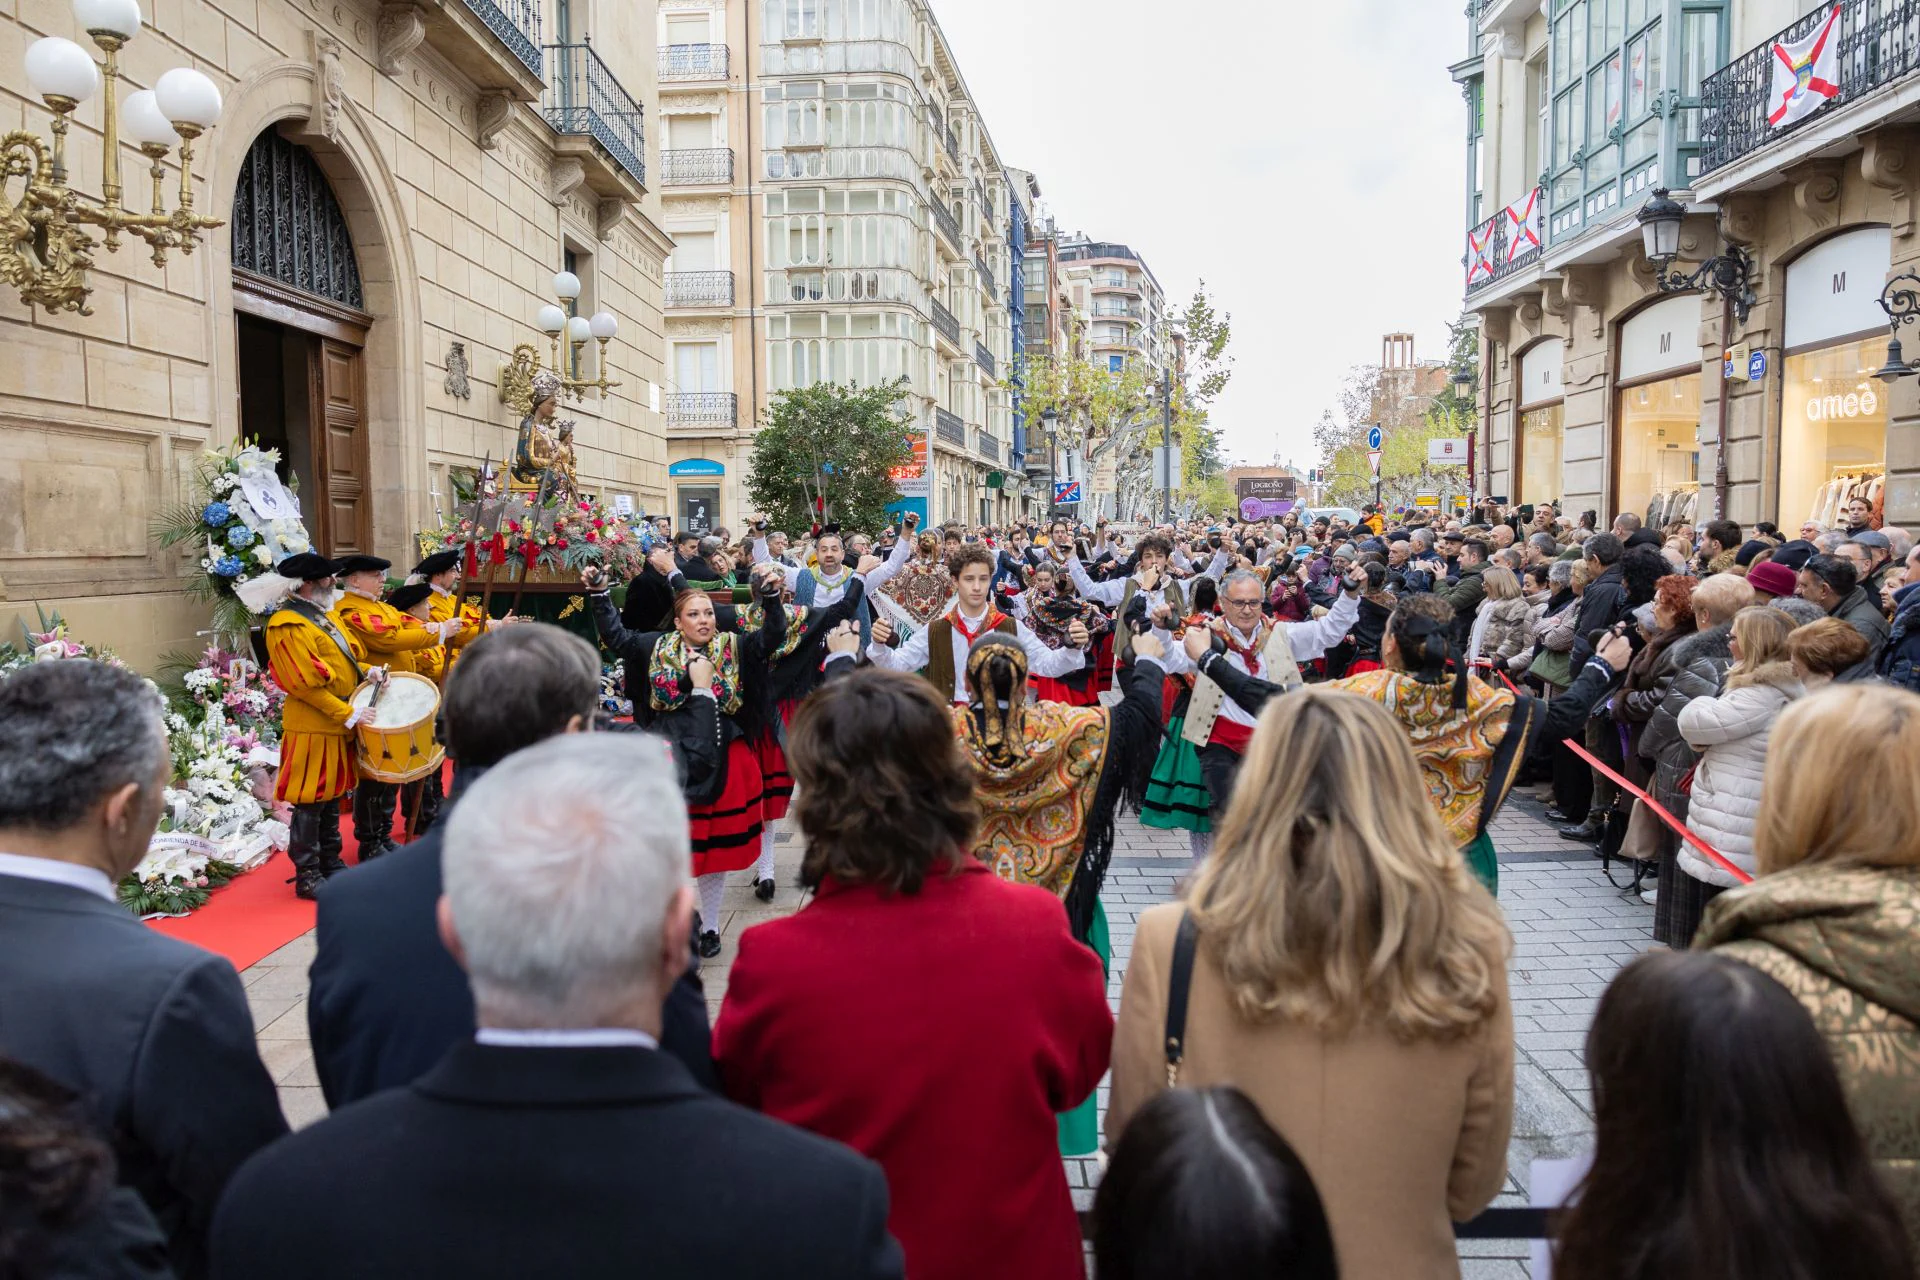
1368 449 1382 476
1414 491 1440 508
1367 425 1383 450
1053 480 1082 504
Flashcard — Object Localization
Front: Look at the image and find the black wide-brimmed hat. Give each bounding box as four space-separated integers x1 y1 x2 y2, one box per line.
387 582 434 612
334 554 392 576
413 549 461 577
275 552 337 581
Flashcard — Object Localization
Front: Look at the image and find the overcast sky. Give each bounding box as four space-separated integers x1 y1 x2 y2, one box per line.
934 0 1470 469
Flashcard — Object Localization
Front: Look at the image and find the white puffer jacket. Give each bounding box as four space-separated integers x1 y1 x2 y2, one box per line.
1675 661 1804 886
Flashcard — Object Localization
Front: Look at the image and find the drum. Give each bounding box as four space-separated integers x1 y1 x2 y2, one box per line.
348 671 445 784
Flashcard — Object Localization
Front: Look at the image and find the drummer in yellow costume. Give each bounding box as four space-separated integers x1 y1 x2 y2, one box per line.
385 581 448 839
332 554 458 860
261 552 387 899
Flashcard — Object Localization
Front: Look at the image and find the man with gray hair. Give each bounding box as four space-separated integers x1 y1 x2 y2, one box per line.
308 623 719 1107
0 660 287 1278
213 735 902 1279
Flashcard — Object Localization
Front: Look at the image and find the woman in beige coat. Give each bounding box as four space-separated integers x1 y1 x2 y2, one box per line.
1108 687 1514 1280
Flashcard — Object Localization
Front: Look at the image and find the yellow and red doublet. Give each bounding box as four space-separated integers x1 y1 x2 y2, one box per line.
428 586 487 665
335 591 443 672
267 600 366 805
397 614 447 683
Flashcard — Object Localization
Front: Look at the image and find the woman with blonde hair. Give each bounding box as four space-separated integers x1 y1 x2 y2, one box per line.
1696 683 1920 1257
1108 687 1514 1280
1666 604 1802 945
1470 565 1534 670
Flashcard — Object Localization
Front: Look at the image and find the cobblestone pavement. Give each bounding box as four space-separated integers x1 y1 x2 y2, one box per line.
243 784 1653 1279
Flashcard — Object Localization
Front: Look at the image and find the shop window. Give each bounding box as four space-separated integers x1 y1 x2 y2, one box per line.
1781 337 1886 528
1519 404 1565 505
1616 375 1701 526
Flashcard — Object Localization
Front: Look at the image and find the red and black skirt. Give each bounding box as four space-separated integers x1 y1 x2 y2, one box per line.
752 726 793 821
1031 674 1100 706
690 737 766 878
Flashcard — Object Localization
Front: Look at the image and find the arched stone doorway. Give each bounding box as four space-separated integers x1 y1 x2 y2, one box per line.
230 127 374 556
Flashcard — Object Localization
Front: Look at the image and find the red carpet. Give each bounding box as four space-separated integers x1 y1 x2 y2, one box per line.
145 766 444 970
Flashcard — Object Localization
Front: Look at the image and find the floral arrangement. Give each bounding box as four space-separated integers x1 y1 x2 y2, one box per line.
155 442 315 640
175 645 285 747
130 702 287 917
0 608 132 679
426 495 652 583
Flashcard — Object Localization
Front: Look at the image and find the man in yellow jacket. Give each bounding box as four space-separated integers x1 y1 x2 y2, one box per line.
413 549 490 668
265 553 381 898
333 554 455 860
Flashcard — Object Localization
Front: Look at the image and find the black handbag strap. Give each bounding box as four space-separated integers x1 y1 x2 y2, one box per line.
1163 910 1200 1087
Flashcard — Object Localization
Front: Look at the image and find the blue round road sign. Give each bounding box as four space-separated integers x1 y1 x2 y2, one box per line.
1367 426 1383 450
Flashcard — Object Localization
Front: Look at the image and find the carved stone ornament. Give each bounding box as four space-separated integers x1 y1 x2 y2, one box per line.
311 32 346 143
1788 159 1844 222
1515 290 1545 331
548 158 587 207
376 3 428 78
1562 264 1608 341
444 341 472 400
1861 127 1918 239
1542 276 1570 319
1718 191 1767 246
476 92 512 150
499 343 538 418
596 198 629 241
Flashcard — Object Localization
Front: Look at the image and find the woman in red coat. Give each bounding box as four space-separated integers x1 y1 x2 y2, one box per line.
713 666 1113 1280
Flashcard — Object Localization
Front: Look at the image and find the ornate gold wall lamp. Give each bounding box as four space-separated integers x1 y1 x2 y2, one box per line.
6 0 225 315
499 271 622 410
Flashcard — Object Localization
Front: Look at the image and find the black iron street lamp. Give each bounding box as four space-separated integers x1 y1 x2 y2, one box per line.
1636 189 1756 324
1872 273 1920 383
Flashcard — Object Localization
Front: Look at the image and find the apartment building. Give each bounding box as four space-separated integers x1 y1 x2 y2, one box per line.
1456 0 1920 529
654 0 1020 530
1058 234 1167 378
1 0 673 664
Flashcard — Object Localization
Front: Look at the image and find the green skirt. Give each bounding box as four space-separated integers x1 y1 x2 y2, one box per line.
1057 897 1110 1157
1141 715 1210 834
1462 830 1498 895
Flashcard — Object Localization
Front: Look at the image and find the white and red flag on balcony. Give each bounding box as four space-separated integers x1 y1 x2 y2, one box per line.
1769 5 1841 130
1467 221 1497 286
1503 189 1541 263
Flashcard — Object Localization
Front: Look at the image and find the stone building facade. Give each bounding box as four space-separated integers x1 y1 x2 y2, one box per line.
1 0 674 668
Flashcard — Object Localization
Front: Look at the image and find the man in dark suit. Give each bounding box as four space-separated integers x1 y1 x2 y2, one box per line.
308 623 718 1108
214 735 902 1279
0 661 287 1279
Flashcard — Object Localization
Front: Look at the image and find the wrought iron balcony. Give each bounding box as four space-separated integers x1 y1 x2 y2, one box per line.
666 270 735 307
1699 0 1916 176
665 392 738 427
944 120 960 162
659 42 728 81
930 298 961 347
935 407 966 445
543 42 646 190
974 253 998 303
974 340 996 377
661 148 734 186
930 198 962 252
976 430 1000 462
459 0 542 80
1463 189 1543 295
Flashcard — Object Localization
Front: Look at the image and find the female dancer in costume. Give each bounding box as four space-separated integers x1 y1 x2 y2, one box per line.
583 546 789 958
1005 560 1110 706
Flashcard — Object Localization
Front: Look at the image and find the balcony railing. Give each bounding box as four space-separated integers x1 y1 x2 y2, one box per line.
944 119 960 161
974 253 998 303
665 392 738 427
461 0 542 78
930 198 962 250
976 430 1000 462
1463 188 1543 295
658 42 728 81
1699 0 1917 175
666 270 735 307
975 340 996 377
768 267 917 304
930 298 961 346
660 147 734 185
935 407 965 446
543 43 646 188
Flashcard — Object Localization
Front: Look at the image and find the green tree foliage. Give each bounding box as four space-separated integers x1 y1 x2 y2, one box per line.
745 379 913 534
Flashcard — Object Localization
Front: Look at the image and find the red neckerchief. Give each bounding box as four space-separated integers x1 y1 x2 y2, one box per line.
1214 618 1269 677
951 608 1008 648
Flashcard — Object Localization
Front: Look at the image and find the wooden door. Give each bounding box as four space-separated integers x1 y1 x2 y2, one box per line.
312 337 371 556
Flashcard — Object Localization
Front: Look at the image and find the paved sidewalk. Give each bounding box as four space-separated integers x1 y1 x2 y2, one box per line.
243 787 1652 1280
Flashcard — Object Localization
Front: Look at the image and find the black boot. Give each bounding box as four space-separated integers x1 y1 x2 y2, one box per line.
413 771 443 838
350 785 378 859
285 804 330 900
316 801 348 878
372 783 400 856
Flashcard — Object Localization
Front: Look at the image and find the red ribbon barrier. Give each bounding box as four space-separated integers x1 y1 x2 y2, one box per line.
1493 667 1753 885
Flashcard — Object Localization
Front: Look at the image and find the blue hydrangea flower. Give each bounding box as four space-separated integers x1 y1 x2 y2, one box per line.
213 555 246 578
225 525 256 549
203 501 233 527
